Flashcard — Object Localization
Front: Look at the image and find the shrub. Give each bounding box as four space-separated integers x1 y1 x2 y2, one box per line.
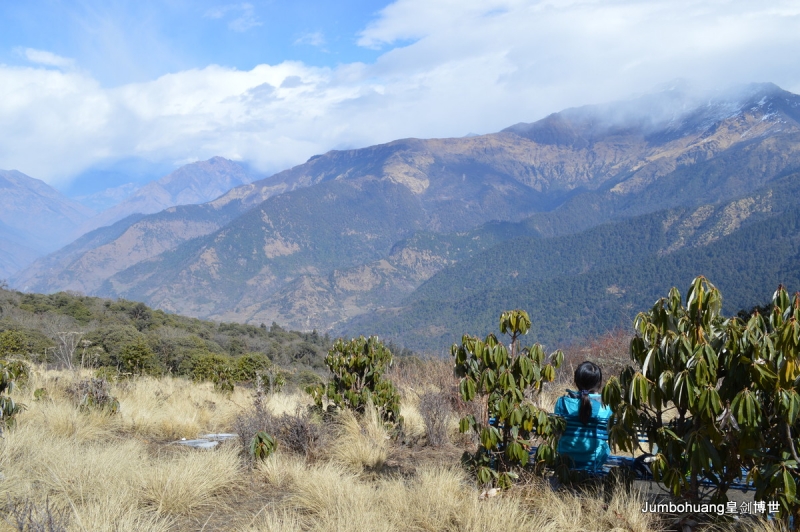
238 407 324 461
307 336 402 425
0 358 28 433
250 431 277 462
602 276 800 523
256 368 286 394
118 339 160 376
234 352 272 381
128 302 153 331
418 390 451 447
452 309 565 489
67 378 120 414
184 352 235 392
33 387 49 401
84 324 143 367
0 330 25 357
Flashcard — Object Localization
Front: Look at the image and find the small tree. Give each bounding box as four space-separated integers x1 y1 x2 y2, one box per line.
307 336 401 425
186 353 236 393
118 339 160 376
603 276 800 522
234 353 273 382
738 286 800 520
453 310 565 489
0 330 25 357
603 277 733 500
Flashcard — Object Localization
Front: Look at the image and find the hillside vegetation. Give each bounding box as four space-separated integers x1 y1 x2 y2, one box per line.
3 278 797 530
0 287 331 387
356 174 800 351
0 323 782 531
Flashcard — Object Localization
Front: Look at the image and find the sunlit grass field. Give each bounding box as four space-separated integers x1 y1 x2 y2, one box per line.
0 362 782 531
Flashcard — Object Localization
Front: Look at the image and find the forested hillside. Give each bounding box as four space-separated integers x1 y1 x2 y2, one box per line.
353 176 800 351
0 287 332 386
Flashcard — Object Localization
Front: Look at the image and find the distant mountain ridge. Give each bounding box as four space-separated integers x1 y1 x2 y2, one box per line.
1 157 264 281
74 157 259 237
12 82 800 350
0 169 95 278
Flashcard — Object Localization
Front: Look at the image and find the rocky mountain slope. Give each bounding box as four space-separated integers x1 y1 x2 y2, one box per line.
13 83 800 345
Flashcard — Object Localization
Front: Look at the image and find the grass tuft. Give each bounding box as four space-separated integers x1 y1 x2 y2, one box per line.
140 445 241 516
327 407 389 472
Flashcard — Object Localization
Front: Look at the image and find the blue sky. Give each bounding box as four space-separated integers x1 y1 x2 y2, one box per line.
2 0 800 188
0 1 388 86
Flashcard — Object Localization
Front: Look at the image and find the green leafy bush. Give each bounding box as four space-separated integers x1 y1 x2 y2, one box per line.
183 352 236 393
118 339 160 376
250 431 277 462
256 368 286 394
33 387 49 401
0 358 28 433
452 310 565 489
0 330 25 357
234 353 272 382
602 276 800 522
307 336 401 425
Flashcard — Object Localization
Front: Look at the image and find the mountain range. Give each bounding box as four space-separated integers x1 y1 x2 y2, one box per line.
73 156 258 236
0 169 94 279
6 82 800 352
1 158 260 280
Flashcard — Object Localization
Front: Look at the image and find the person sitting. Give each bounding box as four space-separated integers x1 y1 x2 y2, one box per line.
554 361 612 472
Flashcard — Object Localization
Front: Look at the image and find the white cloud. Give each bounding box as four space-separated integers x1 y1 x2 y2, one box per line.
204 3 262 32
2 0 800 186
294 31 326 47
18 48 76 70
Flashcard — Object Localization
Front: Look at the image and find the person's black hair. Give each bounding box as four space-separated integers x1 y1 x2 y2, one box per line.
574 361 602 424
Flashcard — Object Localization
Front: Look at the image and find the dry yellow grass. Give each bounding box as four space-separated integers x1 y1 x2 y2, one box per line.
0 364 783 532
239 510 304 532
255 453 537 532
140 446 241 515
1 367 248 530
327 406 390 472
263 390 312 416
399 394 427 441
114 376 251 441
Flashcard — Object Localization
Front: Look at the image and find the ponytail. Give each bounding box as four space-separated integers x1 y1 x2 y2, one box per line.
578 390 592 424
574 361 603 425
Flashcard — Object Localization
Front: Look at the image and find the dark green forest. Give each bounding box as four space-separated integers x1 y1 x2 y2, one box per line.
351 186 800 352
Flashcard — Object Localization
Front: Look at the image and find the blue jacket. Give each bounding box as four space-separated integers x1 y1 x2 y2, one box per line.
554 390 612 471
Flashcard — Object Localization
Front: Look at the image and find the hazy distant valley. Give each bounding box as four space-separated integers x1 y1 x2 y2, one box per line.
5 82 800 352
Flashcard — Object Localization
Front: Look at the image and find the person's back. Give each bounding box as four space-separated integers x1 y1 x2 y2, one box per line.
554 361 612 472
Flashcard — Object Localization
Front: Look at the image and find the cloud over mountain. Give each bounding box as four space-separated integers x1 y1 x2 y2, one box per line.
1 0 799 186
